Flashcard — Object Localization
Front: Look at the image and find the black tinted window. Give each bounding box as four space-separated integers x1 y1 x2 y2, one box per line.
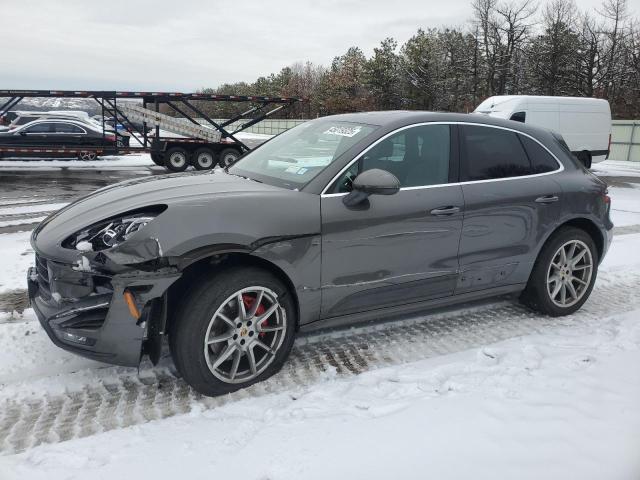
462 125 531 180
53 123 84 133
510 111 526 123
519 134 559 173
24 123 52 133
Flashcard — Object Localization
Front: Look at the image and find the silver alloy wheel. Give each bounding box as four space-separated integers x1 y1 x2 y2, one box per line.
203 286 287 384
169 151 187 168
546 239 593 308
196 151 214 169
79 151 97 161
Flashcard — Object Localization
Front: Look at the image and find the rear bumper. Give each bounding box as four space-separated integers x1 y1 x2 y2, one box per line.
28 261 180 367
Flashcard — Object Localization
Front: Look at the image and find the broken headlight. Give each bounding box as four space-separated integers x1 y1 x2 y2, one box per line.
63 207 166 252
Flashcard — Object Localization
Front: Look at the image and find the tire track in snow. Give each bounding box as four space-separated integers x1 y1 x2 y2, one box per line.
0 270 639 455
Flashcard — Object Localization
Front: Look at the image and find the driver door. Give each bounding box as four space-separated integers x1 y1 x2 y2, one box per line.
320 124 464 319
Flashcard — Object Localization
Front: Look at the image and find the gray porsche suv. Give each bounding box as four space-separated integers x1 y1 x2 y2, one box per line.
28 111 613 396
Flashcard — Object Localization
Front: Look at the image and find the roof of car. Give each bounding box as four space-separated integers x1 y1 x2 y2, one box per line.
323 110 553 139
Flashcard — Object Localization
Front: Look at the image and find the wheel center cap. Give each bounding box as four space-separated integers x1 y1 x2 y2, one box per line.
239 326 249 337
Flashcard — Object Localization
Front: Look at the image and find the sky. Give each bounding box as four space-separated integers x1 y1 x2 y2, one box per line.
1 0 637 92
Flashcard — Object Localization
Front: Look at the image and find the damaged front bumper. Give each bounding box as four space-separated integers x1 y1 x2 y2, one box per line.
28 254 180 367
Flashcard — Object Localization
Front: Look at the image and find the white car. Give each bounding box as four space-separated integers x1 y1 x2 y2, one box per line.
474 95 611 168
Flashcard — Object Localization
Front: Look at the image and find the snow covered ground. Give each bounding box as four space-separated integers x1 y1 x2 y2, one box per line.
0 153 156 169
0 160 639 479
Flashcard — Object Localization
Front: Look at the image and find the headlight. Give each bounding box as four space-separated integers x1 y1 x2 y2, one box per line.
63 206 166 252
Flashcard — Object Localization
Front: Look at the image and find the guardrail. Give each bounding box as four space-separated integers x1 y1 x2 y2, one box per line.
611 120 640 162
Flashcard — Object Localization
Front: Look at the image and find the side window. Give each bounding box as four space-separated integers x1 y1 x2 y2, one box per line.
510 111 526 123
52 123 84 133
329 124 450 192
519 134 560 173
462 125 531 181
24 123 52 133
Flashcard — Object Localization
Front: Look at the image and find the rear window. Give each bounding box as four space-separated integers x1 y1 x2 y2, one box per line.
519 135 559 173
462 125 531 180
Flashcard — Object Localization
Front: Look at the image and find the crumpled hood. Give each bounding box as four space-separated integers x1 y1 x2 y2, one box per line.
32 170 320 265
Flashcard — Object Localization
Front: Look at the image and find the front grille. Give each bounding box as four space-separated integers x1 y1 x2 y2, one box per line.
35 254 52 300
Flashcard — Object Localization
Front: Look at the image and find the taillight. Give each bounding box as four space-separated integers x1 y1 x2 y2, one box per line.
602 190 611 209
105 134 116 142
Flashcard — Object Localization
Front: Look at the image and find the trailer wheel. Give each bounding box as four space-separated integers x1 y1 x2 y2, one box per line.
165 147 189 172
218 148 241 168
192 148 216 170
78 151 97 161
150 152 165 166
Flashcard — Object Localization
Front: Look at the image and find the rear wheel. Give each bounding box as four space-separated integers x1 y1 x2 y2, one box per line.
169 267 296 396
191 148 216 170
520 227 598 316
577 151 592 169
218 147 241 168
78 151 97 161
164 147 189 172
150 152 164 166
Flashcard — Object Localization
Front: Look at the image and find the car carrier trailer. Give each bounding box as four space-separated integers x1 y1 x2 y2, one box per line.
0 90 304 171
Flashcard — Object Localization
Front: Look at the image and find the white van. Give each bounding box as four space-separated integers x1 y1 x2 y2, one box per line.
474 95 611 167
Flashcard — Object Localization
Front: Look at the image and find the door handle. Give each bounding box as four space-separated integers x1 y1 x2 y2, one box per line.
535 195 559 204
430 206 461 216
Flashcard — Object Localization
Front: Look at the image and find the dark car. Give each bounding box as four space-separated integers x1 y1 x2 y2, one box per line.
28 111 613 396
0 119 119 159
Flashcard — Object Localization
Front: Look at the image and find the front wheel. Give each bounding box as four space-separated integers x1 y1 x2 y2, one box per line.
169 267 296 396
520 227 598 316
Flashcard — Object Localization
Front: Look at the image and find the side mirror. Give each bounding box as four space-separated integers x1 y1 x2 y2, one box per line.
352 168 400 196
343 168 400 207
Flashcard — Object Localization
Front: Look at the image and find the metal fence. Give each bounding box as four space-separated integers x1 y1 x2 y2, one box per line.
611 120 640 162
216 118 307 136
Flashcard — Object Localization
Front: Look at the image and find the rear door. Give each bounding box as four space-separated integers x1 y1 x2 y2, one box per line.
51 122 87 146
457 124 563 293
320 123 464 318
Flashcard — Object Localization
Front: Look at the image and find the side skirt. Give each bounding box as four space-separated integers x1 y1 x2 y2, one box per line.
299 283 526 335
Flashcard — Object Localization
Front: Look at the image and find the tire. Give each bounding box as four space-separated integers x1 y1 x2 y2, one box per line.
218 147 241 168
150 152 164 166
164 147 189 172
191 148 216 170
169 266 297 396
520 226 598 317
577 151 592 169
78 151 97 161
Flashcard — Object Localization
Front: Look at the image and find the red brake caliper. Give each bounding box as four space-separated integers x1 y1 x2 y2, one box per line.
242 294 268 337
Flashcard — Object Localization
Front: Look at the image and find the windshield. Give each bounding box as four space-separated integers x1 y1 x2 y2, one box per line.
228 119 377 189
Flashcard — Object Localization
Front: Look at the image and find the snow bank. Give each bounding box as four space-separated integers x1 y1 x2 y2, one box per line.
0 231 34 293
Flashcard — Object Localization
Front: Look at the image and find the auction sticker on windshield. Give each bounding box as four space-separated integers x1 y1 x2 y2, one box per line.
324 125 362 137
